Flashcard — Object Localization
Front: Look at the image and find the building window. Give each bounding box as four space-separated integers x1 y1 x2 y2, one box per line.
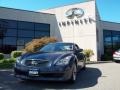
103 30 120 55
18 30 34 38
35 23 50 31
0 18 50 54
4 29 17 37
18 21 34 30
3 37 17 45
17 38 33 46
35 31 50 38
6 20 17 29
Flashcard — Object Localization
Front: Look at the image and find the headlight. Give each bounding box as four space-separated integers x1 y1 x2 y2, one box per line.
55 56 72 65
16 57 25 65
16 57 21 64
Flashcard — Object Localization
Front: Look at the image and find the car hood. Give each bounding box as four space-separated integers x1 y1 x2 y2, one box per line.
21 51 72 62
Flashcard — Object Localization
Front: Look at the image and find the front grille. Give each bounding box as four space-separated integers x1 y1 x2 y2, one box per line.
15 68 63 78
24 59 49 67
40 73 63 78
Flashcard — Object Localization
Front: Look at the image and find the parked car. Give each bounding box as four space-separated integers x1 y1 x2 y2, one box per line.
113 49 120 62
14 42 86 83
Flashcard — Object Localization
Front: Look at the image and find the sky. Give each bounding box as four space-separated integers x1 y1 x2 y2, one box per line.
0 0 120 23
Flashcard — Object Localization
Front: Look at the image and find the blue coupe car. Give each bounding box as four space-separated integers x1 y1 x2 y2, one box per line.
14 42 86 83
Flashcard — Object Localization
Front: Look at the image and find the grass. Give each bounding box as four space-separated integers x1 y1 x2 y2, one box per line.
0 58 16 69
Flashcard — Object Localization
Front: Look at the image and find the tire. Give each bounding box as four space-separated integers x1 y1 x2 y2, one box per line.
115 60 120 63
82 56 86 70
69 63 77 83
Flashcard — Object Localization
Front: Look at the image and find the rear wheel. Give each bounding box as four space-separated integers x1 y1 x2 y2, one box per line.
82 56 86 70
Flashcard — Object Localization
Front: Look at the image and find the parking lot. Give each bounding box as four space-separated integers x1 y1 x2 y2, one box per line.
0 62 120 90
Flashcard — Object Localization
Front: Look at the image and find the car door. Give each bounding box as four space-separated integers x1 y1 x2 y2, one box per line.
74 44 84 67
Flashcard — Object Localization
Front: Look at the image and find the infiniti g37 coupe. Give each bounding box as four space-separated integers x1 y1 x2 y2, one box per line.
14 42 86 82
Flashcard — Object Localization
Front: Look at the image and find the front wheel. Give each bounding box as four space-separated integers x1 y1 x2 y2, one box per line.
69 63 77 83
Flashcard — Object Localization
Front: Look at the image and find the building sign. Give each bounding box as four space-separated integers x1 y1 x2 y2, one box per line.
57 8 96 27
58 17 96 27
66 8 84 19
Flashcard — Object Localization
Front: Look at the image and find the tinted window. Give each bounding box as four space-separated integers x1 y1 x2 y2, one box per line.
103 30 120 55
0 29 6 37
4 29 17 36
2 45 17 54
3 37 16 45
104 36 112 42
18 30 34 38
103 30 111 36
35 23 50 31
6 20 17 28
0 20 8 28
35 31 50 38
17 38 32 45
0 18 50 54
0 39 2 45
18 21 34 30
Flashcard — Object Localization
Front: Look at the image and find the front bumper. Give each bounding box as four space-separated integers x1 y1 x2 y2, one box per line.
14 65 73 81
113 57 120 61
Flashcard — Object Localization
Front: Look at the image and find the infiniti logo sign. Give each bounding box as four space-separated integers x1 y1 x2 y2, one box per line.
66 8 84 19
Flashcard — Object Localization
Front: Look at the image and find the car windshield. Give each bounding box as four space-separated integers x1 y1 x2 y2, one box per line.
40 43 74 52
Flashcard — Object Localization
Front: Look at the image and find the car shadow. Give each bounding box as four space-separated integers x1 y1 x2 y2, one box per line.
19 67 102 89
0 67 102 90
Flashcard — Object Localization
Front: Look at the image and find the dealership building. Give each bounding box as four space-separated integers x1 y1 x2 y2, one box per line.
0 0 120 61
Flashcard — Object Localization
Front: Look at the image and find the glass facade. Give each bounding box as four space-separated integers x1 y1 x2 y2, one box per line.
0 19 50 54
103 30 120 55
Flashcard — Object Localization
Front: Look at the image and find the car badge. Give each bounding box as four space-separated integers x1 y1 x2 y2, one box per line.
31 60 38 65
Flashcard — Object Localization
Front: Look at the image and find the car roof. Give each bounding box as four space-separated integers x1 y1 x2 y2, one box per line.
51 42 75 45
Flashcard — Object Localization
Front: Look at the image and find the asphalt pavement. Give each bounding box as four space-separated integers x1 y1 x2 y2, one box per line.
0 62 120 90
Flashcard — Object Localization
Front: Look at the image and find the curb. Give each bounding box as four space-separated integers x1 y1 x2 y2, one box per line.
86 61 113 64
0 69 13 71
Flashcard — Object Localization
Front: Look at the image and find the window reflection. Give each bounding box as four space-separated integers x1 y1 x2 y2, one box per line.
3 37 17 45
0 39 2 45
0 20 8 28
35 23 50 31
4 29 17 37
18 30 34 38
104 30 120 55
2 45 17 54
35 31 50 38
0 18 50 54
104 37 111 42
18 21 34 30
17 38 32 45
6 20 17 29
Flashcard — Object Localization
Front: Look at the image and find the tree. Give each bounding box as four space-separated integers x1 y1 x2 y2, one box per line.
24 37 57 53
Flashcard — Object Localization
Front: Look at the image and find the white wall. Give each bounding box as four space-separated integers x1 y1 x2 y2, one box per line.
41 0 98 61
95 4 104 60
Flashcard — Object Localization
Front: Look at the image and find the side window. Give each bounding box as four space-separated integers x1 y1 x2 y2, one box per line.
74 44 79 50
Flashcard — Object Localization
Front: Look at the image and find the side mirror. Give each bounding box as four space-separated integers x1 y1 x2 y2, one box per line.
76 49 83 53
